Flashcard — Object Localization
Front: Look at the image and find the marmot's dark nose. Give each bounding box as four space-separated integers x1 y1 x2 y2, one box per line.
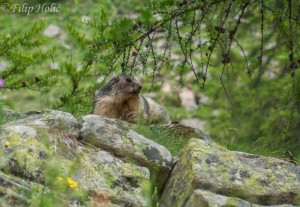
135 84 142 93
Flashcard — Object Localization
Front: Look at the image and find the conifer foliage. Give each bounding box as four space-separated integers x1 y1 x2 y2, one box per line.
0 0 299 118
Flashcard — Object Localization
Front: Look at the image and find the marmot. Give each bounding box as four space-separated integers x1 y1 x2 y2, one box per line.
93 74 171 124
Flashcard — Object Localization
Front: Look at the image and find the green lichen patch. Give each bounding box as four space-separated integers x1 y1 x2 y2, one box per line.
160 138 300 206
0 130 54 181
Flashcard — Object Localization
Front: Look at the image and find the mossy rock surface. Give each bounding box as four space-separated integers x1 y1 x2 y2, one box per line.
160 138 300 207
79 115 173 193
0 110 174 206
184 190 297 207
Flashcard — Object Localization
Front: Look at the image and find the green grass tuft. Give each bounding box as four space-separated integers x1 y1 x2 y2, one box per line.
133 124 191 156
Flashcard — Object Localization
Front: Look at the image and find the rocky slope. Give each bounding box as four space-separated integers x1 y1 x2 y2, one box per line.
0 110 300 206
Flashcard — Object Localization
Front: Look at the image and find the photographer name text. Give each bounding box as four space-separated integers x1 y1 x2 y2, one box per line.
1 3 61 15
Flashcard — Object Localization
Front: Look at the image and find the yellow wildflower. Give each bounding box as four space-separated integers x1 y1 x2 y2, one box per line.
66 177 78 189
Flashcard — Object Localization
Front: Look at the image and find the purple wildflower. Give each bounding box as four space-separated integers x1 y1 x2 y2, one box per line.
0 79 4 88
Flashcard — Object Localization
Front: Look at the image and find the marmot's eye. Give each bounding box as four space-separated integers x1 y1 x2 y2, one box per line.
126 78 132 83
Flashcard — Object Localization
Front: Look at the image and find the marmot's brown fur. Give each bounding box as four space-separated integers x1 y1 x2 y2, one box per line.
93 74 171 124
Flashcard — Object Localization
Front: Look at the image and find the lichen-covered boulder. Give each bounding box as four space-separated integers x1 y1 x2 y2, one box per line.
79 115 172 169
184 190 297 207
3 109 79 131
0 110 172 206
160 138 300 207
0 110 76 183
79 115 173 192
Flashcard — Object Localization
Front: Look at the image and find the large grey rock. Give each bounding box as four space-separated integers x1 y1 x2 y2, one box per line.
79 115 173 193
184 190 297 207
4 109 78 131
160 138 300 206
1 110 173 206
79 115 172 168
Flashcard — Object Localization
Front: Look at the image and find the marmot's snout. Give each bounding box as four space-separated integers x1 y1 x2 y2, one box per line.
134 83 142 93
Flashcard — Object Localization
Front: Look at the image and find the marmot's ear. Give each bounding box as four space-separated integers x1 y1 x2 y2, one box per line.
112 76 120 82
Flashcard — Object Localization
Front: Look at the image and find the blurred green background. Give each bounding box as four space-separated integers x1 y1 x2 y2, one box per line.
0 0 299 162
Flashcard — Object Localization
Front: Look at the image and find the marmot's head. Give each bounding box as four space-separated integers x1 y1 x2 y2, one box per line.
109 74 142 98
